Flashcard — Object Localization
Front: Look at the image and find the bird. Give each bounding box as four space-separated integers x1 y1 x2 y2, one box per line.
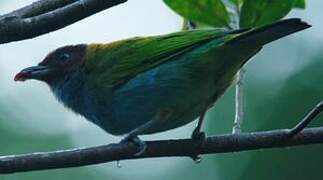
15 18 310 154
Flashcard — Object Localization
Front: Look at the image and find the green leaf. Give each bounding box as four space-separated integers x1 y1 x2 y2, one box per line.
164 0 230 28
240 0 293 28
293 0 306 9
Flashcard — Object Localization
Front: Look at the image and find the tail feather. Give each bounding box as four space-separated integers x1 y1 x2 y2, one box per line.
229 18 311 46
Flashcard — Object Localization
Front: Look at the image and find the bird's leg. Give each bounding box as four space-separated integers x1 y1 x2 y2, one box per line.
189 109 208 163
120 121 154 156
191 109 207 141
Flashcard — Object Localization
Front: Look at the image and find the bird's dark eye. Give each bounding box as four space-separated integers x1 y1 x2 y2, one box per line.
59 53 70 61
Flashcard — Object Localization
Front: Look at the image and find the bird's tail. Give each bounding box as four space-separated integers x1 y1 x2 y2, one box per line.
229 18 311 46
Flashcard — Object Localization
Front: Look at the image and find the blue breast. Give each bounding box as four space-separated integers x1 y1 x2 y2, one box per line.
50 70 106 128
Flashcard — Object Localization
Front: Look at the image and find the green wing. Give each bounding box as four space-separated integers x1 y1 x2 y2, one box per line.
84 29 238 88
84 18 309 91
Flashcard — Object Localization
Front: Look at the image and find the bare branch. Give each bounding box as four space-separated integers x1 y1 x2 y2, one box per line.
288 101 323 137
1 127 323 174
0 0 127 44
1 0 76 18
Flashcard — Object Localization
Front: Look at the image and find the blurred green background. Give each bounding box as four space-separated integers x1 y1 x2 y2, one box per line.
0 0 322 180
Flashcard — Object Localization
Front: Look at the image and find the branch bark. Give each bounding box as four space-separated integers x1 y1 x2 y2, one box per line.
0 127 323 174
0 0 127 44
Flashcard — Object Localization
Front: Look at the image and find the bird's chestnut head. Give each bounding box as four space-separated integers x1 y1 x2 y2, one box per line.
15 44 86 84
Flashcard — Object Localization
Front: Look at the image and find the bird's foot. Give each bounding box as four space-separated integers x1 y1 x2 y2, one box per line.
191 129 206 143
120 135 146 156
190 129 206 163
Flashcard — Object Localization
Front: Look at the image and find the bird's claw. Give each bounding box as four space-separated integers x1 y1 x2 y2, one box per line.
191 129 206 143
190 129 206 163
120 136 146 156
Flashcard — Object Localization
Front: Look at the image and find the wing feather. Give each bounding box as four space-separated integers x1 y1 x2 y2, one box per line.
84 29 239 89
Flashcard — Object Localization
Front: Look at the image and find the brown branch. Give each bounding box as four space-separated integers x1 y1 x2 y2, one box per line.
1 127 323 174
0 0 127 44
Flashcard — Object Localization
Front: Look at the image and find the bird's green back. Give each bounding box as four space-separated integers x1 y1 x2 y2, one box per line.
84 29 240 90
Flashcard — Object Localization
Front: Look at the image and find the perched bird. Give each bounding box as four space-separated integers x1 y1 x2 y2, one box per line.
15 18 310 153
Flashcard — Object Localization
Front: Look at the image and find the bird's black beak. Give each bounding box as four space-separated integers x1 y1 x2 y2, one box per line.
14 65 55 82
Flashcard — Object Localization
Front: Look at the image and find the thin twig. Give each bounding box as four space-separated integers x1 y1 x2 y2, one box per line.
288 101 323 137
1 127 323 174
233 68 245 134
0 0 127 44
232 2 244 134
